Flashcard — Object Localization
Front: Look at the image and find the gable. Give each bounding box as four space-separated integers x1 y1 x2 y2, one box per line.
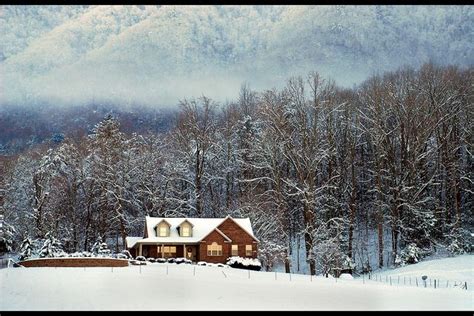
217 218 259 242
200 229 230 244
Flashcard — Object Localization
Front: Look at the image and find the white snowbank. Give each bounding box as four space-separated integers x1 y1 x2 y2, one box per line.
0 257 471 310
372 254 473 288
339 273 354 280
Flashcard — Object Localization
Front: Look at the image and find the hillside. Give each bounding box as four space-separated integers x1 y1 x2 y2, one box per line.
1 5 472 106
0 104 176 155
0 258 471 310
368 254 473 290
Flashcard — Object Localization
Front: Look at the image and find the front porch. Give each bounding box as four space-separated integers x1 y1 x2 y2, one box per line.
137 244 199 261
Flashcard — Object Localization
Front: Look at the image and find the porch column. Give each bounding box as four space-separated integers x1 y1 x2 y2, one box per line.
162 244 164 258
183 244 186 258
157 245 159 258
139 243 142 257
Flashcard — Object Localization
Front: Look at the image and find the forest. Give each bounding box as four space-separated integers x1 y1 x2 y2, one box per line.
0 63 472 275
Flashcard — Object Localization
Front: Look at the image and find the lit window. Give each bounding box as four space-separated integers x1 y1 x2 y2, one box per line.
182 226 190 237
231 245 238 256
207 242 222 256
159 225 168 237
245 245 252 256
162 246 176 258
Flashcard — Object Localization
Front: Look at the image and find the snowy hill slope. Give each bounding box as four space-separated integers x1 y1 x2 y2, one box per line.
0 260 471 310
369 254 473 289
1 5 472 106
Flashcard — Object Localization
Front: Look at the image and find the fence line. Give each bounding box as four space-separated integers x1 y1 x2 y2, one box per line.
366 272 468 291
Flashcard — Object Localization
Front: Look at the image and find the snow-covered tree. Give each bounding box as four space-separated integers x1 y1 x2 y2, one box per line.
399 243 422 265
39 232 65 258
18 237 33 261
90 235 111 257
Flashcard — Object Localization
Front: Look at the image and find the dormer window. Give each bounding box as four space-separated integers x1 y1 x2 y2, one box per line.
178 219 193 237
159 225 168 237
182 225 190 237
155 219 171 237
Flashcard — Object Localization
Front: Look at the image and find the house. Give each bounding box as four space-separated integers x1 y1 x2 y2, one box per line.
125 215 259 264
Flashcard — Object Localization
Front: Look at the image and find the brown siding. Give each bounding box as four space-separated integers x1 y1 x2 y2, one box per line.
20 258 129 267
199 230 230 263
217 218 258 259
146 245 158 258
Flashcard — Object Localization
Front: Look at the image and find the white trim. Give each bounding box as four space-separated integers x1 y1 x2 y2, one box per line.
214 228 232 242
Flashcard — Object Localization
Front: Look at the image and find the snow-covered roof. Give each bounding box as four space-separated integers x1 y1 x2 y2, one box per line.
125 237 143 248
130 216 257 246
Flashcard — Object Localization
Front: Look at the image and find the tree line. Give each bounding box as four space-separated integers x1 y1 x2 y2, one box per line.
1 63 472 275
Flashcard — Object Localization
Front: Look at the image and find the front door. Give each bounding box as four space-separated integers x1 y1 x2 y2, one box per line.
186 246 196 261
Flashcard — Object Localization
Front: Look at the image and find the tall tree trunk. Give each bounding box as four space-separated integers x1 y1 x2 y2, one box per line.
348 156 357 258
195 148 203 216
303 201 316 276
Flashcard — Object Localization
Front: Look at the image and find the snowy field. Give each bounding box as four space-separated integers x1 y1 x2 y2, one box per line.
0 256 472 311
369 254 473 289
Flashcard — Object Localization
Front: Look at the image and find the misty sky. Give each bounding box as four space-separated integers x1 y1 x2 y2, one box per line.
1 5 472 107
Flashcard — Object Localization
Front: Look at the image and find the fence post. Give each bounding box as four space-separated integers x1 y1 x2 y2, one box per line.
166 265 168 275
434 279 436 289
275 271 277 281
390 276 392 286
415 278 418 287
248 270 250 279
398 276 400 284
465 282 467 290
404 276 406 285
409 277 411 285
289 273 292 282
446 280 449 288
140 264 142 274
362 274 365 284
193 266 196 276
222 271 227 278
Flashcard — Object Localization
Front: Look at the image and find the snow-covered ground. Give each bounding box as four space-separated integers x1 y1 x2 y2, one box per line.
0 256 472 311
368 254 473 290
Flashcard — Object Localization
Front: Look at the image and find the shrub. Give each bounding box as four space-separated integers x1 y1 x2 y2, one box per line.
167 258 176 264
175 257 192 264
120 250 133 259
197 261 207 266
135 256 146 261
147 257 156 263
156 258 167 263
226 256 262 271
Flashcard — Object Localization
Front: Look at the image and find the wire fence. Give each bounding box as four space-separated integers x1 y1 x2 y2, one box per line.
364 272 469 290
